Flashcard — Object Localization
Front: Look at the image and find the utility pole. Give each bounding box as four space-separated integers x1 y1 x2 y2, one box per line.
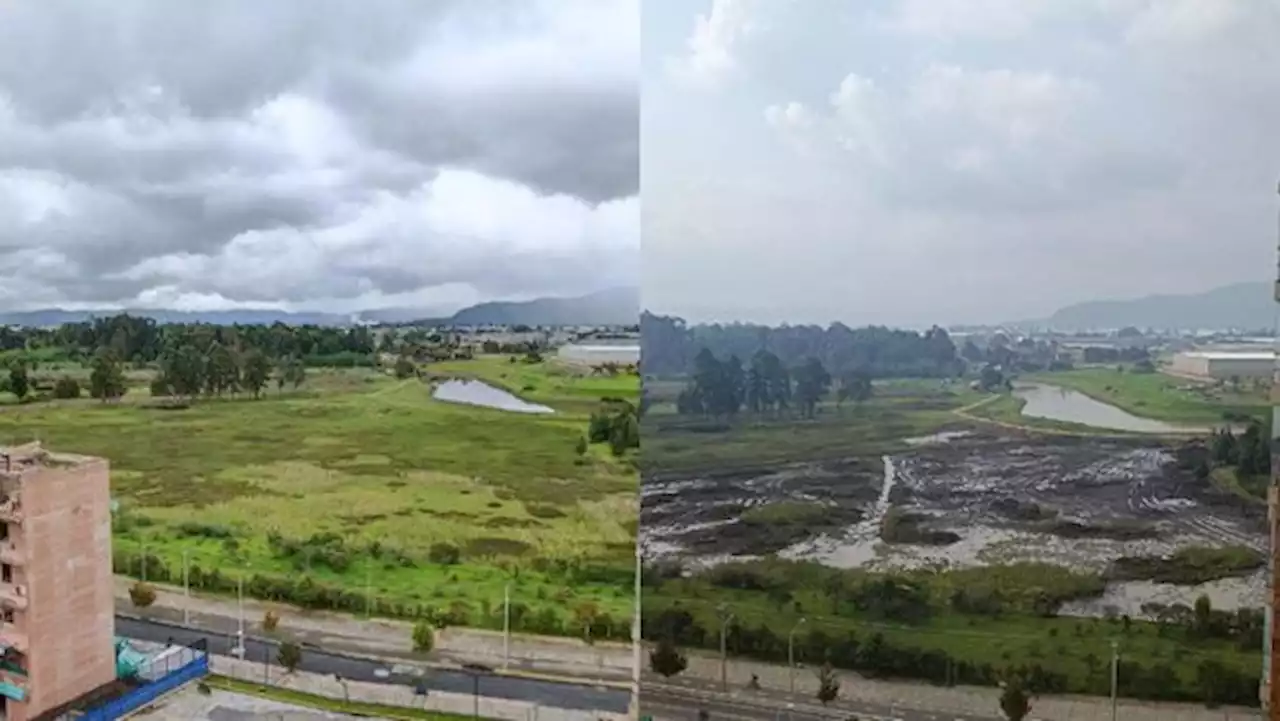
718 606 734 692
140 542 147 583
787 618 806 694
182 550 190 626
365 567 373 619
632 543 642 721
1110 639 1119 721
502 583 511 671
236 571 245 658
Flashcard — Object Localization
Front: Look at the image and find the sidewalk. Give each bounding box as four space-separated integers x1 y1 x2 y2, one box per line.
118 578 1261 721
663 656 1264 721
210 653 629 721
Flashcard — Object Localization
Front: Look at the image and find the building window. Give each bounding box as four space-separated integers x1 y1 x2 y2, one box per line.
0 523 8 542
2 609 12 624
1 565 10 584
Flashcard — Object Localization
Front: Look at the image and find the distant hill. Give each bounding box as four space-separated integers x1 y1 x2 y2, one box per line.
0 308 352 327
1035 281 1275 331
0 287 640 329
447 287 638 327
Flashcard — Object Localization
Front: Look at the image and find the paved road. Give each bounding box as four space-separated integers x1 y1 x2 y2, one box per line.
117 616 631 713
121 602 631 683
642 683 1002 721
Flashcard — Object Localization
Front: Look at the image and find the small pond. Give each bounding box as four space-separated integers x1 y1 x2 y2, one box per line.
432 380 555 414
1015 384 1188 434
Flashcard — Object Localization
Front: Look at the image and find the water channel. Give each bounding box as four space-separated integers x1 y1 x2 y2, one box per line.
1014 383 1190 433
432 379 555 414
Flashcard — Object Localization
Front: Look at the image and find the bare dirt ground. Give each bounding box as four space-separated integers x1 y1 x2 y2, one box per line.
641 429 1268 614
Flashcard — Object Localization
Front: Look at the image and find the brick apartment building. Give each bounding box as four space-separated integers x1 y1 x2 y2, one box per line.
0 444 116 721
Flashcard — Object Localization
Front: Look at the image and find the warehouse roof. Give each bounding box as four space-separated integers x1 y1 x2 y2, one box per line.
1180 351 1275 361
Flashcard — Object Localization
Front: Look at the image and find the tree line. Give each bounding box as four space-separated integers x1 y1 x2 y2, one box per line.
672 349 872 420
0 313 377 366
640 312 963 379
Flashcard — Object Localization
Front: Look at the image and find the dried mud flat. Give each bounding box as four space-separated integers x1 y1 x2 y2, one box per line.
641 430 1268 615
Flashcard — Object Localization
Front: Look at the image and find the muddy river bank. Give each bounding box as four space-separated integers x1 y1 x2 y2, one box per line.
641 428 1268 615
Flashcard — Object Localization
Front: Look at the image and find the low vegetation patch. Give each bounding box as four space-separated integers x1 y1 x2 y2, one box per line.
1107 545 1265 585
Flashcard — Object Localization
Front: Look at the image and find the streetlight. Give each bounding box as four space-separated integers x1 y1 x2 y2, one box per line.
181 549 190 626
233 570 246 659
502 583 511 670
462 662 493 719
717 605 734 692
1110 639 1119 721
787 618 807 694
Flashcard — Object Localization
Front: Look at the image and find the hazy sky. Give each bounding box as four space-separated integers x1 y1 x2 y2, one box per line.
0 0 638 313
643 0 1280 328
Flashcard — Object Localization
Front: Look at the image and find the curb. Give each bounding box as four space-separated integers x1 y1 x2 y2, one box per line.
117 611 634 692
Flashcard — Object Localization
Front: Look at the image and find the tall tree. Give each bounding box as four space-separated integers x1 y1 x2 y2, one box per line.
89 349 128 402
6 363 28 401
793 357 832 419
240 349 273 399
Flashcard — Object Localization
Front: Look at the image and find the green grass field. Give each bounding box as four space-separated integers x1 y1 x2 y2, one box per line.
0 358 639 637
1026 367 1267 425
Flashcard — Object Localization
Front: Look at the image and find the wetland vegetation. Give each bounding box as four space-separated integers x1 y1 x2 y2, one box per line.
0 314 640 640
640 315 1267 706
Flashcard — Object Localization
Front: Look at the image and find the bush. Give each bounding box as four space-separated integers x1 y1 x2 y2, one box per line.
52 376 81 399
262 609 280 632
412 620 435 653
427 543 461 565
129 581 157 608
277 641 302 672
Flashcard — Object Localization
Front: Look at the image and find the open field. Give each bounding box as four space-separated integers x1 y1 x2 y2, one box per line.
642 370 1265 705
0 359 639 638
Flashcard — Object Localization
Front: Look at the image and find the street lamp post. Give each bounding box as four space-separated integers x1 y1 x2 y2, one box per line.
181 549 190 626
1110 639 1119 721
787 618 807 694
502 583 511 670
718 607 734 692
235 571 245 658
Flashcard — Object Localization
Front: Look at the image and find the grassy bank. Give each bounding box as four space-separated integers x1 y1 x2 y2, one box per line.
0 361 638 639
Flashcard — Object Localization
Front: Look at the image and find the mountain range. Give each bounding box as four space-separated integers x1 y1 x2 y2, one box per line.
1028 281 1274 331
0 287 640 328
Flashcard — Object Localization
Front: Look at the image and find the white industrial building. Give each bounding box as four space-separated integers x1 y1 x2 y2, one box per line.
1169 350 1275 379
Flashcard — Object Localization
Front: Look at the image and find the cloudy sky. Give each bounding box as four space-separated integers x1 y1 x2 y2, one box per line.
643 0 1280 327
0 0 638 313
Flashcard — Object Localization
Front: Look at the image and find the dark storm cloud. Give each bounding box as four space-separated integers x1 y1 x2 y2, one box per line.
0 0 639 309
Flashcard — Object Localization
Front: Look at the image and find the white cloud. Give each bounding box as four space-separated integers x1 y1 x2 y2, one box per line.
908 64 1094 146
109 169 638 307
665 0 755 89
882 0 1072 39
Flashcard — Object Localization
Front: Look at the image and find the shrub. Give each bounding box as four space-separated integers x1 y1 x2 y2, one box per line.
129 581 157 608
412 620 435 653
277 641 302 672
52 377 81 399
262 609 280 633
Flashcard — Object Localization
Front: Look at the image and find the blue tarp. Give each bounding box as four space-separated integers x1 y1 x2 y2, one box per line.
0 680 24 701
